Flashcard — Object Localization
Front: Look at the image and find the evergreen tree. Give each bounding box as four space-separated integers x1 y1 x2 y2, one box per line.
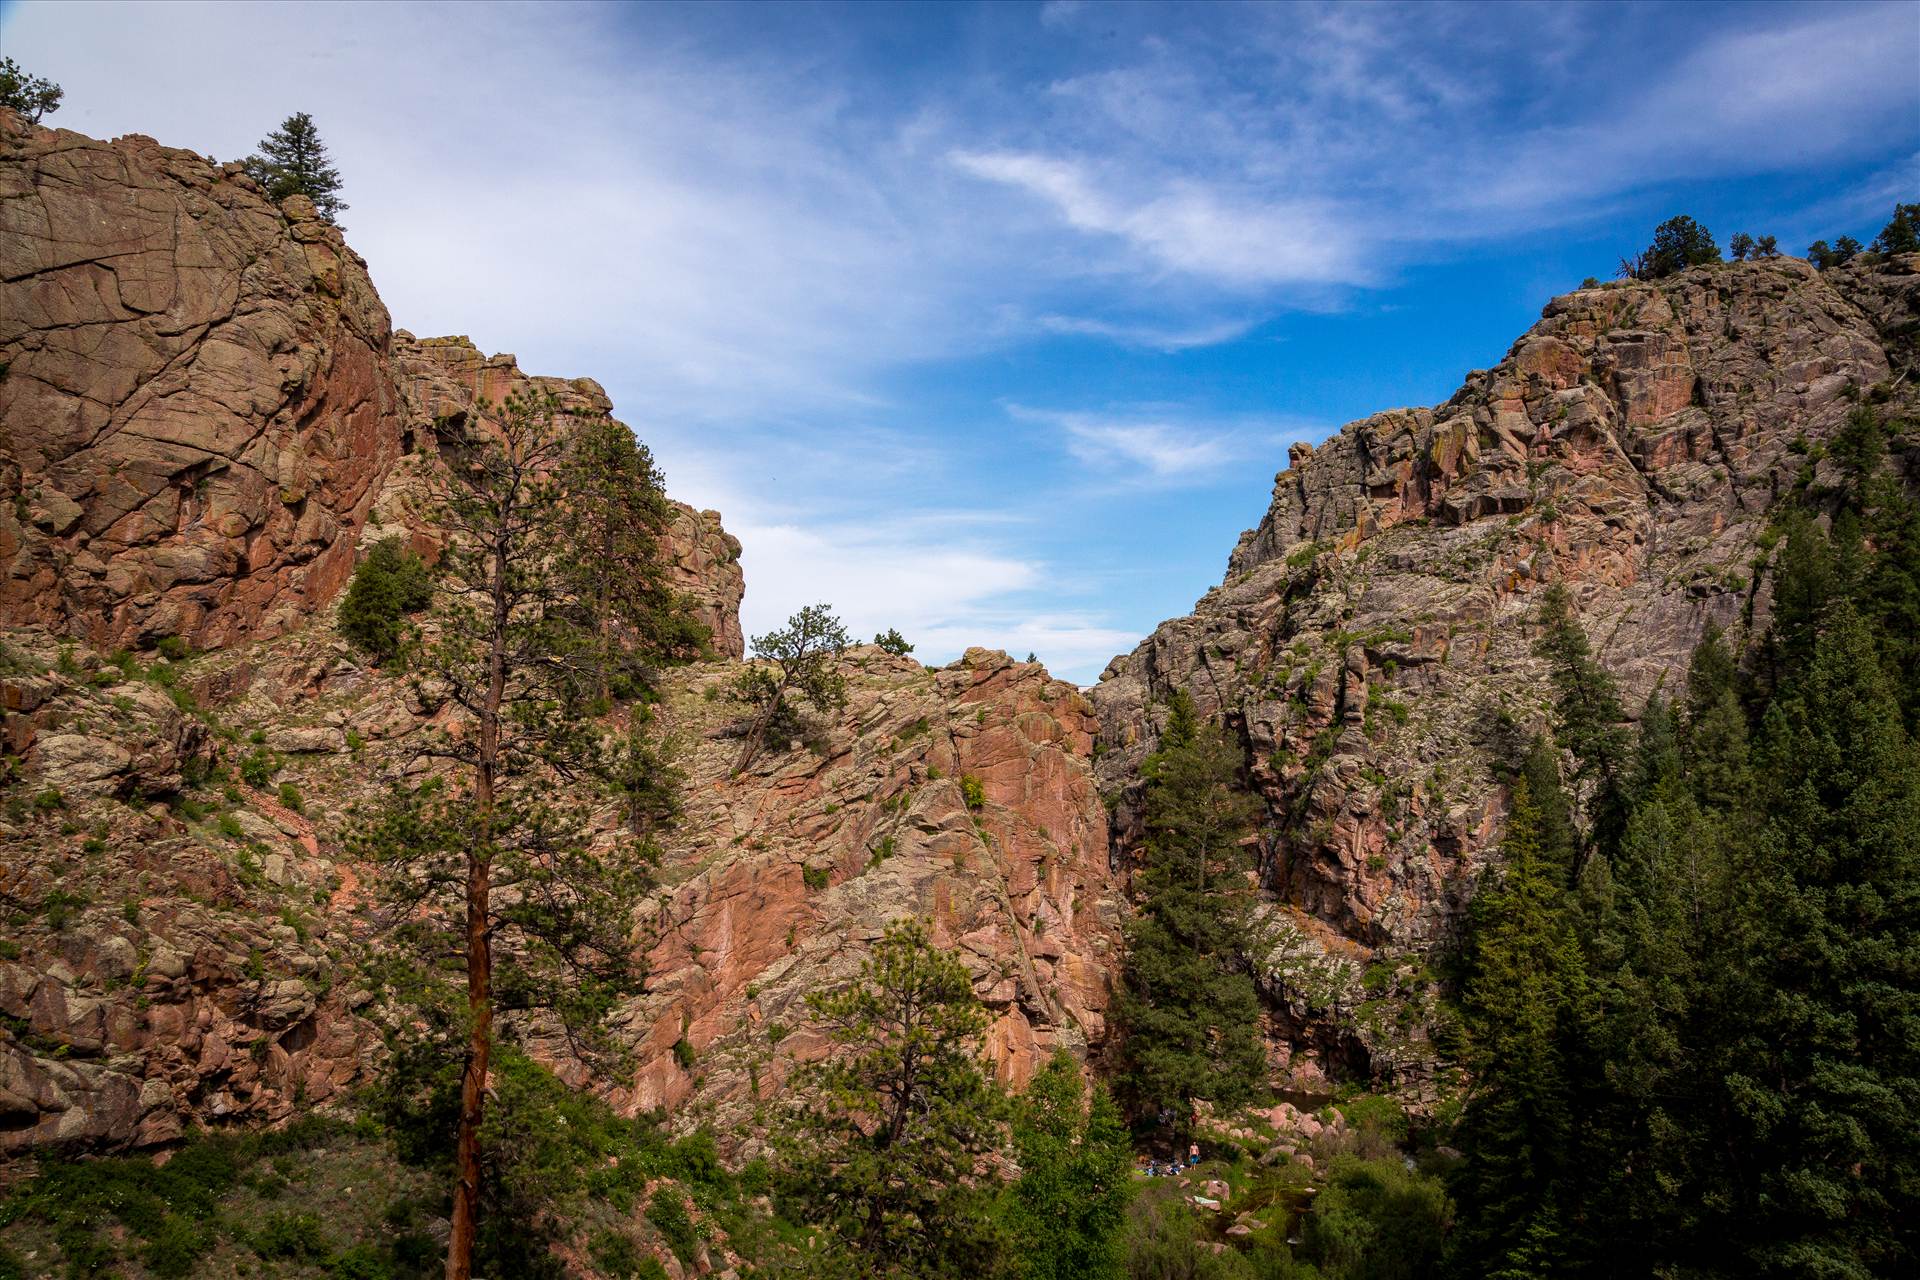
1532 586 1629 867
337 536 433 662
1729 232 1756 262
244 111 348 222
349 389 680 1280
731 603 849 773
1631 215 1721 279
779 920 1006 1279
1719 604 1920 1276
1517 735 1578 887
1447 781 1592 1279
999 1050 1133 1280
1871 202 1920 257
1114 692 1268 1127
0 57 62 124
557 414 708 692
1679 628 1751 812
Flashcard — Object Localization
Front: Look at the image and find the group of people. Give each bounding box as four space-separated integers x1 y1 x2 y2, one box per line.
1139 1144 1202 1177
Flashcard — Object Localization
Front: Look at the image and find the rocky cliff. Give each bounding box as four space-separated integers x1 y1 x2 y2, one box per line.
611 646 1122 1144
0 109 398 651
1092 252 1920 1083
0 114 1102 1156
4 109 1916 1162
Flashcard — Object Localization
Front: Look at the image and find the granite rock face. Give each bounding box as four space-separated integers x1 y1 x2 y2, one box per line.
369 332 747 658
0 632 370 1152
1092 255 1920 1079
0 110 399 651
606 646 1124 1146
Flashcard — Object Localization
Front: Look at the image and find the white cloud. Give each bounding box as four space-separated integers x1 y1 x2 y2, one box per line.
1005 403 1309 485
950 150 1362 288
8 0 1914 687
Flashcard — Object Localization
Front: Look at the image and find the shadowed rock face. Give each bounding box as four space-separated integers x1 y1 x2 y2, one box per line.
0 110 400 651
1094 256 1920 964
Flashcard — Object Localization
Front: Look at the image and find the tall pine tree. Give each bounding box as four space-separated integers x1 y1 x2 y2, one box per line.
1114 691 1267 1127
1447 780 1592 1279
244 111 348 222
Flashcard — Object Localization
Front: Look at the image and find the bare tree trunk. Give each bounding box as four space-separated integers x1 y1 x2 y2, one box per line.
731 686 783 776
446 516 512 1280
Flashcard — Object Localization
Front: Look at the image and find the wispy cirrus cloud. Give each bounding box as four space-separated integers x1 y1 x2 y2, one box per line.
950 149 1363 288
1032 313 1256 352
11 0 1914 682
1005 403 1311 486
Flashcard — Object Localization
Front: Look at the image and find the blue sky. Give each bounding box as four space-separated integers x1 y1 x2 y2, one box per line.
7 0 1917 680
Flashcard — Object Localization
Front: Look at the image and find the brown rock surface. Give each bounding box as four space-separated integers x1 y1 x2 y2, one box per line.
0 110 400 650
1092 255 1920 1083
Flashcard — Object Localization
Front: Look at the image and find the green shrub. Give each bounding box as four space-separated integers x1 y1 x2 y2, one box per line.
672 1037 697 1070
156 635 192 661
873 627 914 656
801 863 830 891
646 1186 699 1266
252 1209 331 1259
239 748 279 788
278 781 304 813
960 774 986 810
1300 1155 1450 1280
338 537 433 661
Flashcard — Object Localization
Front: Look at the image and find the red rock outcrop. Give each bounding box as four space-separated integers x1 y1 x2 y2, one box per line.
0 630 371 1151
0 110 400 651
607 646 1124 1145
1092 254 1920 1087
370 332 746 658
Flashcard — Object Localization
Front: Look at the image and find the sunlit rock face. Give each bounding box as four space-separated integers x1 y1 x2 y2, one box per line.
1092 254 1918 1084
0 109 401 651
599 646 1125 1147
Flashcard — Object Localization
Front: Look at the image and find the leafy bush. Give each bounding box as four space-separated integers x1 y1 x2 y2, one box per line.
1299 1156 1451 1280
647 1186 699 1266
873 627 914 656
252 1209 331 1259
339 537 433 662
278 781 305 813
961 774 986 810
239 748 280 788
801 863 830 891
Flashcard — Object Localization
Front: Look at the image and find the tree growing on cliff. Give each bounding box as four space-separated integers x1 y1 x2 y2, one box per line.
730 603 849 773
1534 586 1630 870
1114 691 1267 1127
777 919 1006 1279
0 58 61 124
1872 202 1920 257
244 111 348 223
873 627 914 656
1623 215 1721 280
350 388 681 1280
338 537 433 662
1729 232 1755 261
